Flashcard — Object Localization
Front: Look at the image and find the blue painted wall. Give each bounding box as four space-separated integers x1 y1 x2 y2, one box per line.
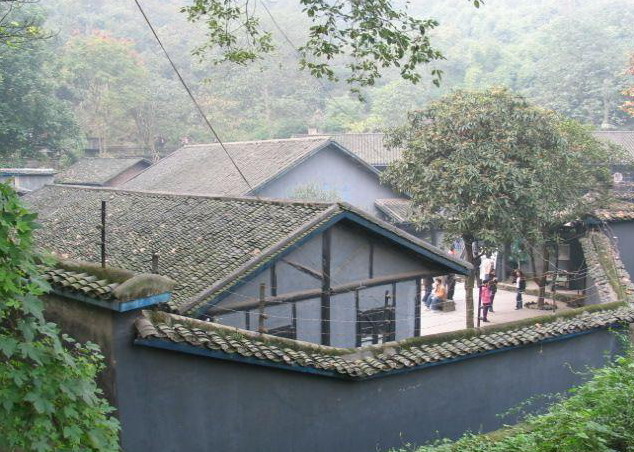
111 320 622 452
610 222 634 281
215 222 431 347
257 145 402 216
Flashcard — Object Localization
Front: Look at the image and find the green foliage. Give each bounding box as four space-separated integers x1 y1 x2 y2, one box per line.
60 31 150 151
0 9 80 163
0 1 48 46
290 182 340 202
382 87 616 325
399 338 634 452
182 0 459 92
0 183 119 451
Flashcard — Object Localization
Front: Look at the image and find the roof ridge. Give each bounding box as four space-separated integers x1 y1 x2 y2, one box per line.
181 136 331 149
42 184 336 208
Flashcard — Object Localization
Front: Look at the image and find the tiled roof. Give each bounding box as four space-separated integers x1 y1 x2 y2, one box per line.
42 267 120 300
122 137 346 195
0 168 56 176
579 232 634 303
375 198 414 223
593 131 634 157
25 185 470 316
593 199 634 222
135 306 634 380
56 158 149 186
25 185 334 310
294 133 401 166
330 133 401 166
40 260 175 306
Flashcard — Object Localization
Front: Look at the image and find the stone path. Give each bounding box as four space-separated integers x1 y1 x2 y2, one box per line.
420 282 573 336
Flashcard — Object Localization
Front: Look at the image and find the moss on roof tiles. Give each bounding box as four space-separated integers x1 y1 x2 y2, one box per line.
136 304 634 380
26 185 334 310
56 158 148 185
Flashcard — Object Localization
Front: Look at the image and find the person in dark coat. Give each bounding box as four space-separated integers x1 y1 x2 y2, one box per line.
486 271 498 312
422 276 434 309
513 269 526 309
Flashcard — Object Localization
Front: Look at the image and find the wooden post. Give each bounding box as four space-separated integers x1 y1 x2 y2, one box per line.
414 278 421 337
258 283 267 335
355 289 361 347
270 264 278 297
476 284 482 328
321 230 332 346
100 201 106 268
151 252 159 274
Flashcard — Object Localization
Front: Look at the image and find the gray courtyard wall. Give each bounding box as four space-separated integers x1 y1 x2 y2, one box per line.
112 318 622 452
610 222 634 281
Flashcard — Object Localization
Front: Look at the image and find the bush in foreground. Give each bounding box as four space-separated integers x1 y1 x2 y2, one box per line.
401 338 634 452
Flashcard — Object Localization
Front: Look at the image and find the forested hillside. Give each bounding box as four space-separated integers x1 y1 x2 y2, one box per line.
20 0 634 153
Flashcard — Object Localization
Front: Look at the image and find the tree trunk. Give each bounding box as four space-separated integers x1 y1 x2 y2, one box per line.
463 235 476 329
537 242 550 309
529 242 549 309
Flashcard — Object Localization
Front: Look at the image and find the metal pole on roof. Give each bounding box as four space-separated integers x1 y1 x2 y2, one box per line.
100 201 106 268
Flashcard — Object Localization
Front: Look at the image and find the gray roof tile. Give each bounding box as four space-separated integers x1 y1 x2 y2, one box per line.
25 185 470 315
57 158 149 186
122 137 334 195
136 306 634 379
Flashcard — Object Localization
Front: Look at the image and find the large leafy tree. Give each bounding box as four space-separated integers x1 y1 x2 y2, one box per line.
0 7 79 162
623 54 634 118
382 88 614 328
60 32 150 154
0 183 120 450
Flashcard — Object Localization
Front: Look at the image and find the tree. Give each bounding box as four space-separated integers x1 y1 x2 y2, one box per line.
382 88 614 328
0 0 48 46
0 15 80 162
60 31 150 154
622 54 634 118
181 0 483 92
0 183 120 450
518 119 616 308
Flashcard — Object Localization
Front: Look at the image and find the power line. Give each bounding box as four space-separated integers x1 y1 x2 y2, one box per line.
132 0 258 197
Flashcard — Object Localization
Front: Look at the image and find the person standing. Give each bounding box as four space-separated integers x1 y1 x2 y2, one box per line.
514 269 526 309
430 277 447 310
422 276 433 309
480 280 492 322
486 271 498 313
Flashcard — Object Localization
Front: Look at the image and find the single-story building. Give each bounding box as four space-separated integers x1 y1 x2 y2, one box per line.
121 137 408 219
40 257 634 452
56 157 151 187
26 184 470 347
0 167 56 194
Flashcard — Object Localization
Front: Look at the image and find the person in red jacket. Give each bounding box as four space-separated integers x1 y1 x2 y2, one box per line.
480 280 492 322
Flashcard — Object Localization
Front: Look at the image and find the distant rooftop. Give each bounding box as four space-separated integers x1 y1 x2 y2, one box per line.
122 137 376 195
592 131 634 157
294 133 400 167
56 158 149 186
0 168 56 176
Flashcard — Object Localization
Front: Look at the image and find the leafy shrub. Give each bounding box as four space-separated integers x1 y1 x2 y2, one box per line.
0 183 120 451
398 336 634 452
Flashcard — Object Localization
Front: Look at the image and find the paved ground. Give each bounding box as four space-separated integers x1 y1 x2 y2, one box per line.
420 281 573 336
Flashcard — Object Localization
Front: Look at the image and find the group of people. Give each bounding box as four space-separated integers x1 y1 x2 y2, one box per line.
480 269 526 322
422 267 527 322
422 275 455 311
